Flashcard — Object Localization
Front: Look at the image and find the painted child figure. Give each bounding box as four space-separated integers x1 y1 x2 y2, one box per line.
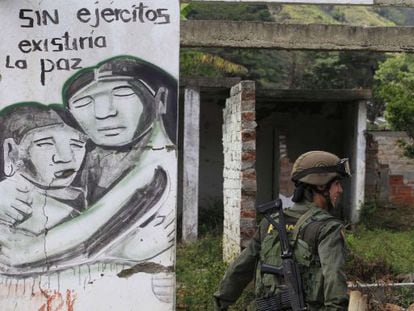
0 104 87 235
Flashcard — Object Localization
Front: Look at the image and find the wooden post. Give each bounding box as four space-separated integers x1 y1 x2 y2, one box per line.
349 291 368 311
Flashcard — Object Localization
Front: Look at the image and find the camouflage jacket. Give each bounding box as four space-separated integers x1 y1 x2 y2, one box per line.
213 201 349 311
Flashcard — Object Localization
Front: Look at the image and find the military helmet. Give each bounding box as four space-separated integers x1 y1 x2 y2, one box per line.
291 151 351 186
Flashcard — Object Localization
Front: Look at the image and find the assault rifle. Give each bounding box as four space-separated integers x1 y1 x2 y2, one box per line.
255 199 307 311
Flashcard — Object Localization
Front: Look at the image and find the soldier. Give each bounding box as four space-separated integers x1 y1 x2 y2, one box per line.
214 150 350 310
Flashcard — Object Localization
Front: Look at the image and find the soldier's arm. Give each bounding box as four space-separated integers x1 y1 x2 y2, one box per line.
213 220 265 310
317 221 349 311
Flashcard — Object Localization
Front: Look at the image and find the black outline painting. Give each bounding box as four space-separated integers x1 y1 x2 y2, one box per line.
0 56 177 306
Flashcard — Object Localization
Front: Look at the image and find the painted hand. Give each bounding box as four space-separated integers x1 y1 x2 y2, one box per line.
0 178 33 226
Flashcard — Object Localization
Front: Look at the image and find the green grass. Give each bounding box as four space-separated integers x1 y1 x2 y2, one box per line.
176 235 227 310
176 235 255 310
347 227 414 276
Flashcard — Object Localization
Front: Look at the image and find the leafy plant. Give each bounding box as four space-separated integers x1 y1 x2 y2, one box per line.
375 54 414 138
374 53 414 154
180 3 191 20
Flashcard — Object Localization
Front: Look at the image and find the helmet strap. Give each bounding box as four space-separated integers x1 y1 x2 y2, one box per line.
292 183 305 202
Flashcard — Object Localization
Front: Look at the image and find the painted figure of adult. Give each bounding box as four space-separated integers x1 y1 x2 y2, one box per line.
62 55 177 265
63 55 177 205
214 151 350 310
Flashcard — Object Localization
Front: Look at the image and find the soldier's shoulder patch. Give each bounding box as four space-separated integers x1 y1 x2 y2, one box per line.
286 224 295 232
267 224 273 234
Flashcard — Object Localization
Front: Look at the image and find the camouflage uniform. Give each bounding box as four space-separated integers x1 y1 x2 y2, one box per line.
214 200 348 310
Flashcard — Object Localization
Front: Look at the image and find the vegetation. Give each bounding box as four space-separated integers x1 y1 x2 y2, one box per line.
180 50 248 78
375 54 414 138
347 228 414 276
176 235 254 310
180 3 414 125
181 3 392 121
176 235 226 310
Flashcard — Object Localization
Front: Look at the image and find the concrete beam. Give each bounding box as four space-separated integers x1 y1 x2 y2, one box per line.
256 89 372 102
181 20 414 52
186 0 414 7
180 76 241 89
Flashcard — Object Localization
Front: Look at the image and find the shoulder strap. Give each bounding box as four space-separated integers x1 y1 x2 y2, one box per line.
291 207 316 241
284 209 303 219
300 214 337 255
301 221 325 255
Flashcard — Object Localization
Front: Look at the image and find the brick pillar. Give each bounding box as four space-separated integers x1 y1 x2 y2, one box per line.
222 81 257 263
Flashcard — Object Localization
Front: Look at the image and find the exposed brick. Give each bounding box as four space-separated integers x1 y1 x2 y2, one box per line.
395 186 413 196
389 175 404 185
242 130 256 141
242 112 255 121
242 169 256 180
390 195 414 205
242 151 256 162
240 209 256 218
241 200 255 211
241 92 255 101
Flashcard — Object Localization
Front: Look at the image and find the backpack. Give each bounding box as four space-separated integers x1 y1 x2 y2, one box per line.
255 206 336 304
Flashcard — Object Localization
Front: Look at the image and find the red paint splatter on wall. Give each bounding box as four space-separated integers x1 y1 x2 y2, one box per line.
66 289 76 311
37 289 76 311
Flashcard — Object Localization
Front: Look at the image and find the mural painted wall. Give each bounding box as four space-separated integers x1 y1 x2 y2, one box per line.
0 1 179 310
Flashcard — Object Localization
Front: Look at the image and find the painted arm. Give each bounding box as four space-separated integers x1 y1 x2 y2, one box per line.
0 160 168 272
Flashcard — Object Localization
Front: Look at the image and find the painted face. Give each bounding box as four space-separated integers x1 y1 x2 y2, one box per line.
68 80 144 147
329 179 343 208
18 124 86 188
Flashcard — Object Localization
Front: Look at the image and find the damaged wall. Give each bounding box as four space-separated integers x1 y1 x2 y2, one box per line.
366 131 414 206
0 1 179 310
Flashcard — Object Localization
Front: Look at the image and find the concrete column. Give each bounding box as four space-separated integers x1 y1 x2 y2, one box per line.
182 87 200 242
350 101 367 223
